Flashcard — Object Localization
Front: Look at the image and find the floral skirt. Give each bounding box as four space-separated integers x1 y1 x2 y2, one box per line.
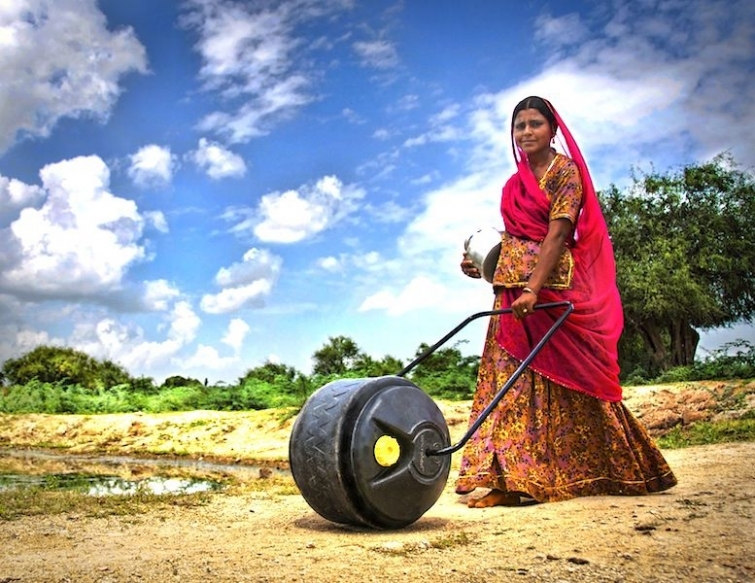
455 300 677 502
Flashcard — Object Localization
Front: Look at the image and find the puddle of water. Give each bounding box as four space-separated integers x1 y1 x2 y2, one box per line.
0 471 223 496
0 447 291 497
1 448 288 478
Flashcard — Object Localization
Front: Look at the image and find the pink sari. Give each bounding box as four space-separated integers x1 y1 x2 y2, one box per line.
497 104 624 402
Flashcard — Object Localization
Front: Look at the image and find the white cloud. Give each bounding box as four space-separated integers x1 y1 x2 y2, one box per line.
200 248 282 314
403 125 462 148
179 344 238 371
168 301 201 343
143 211 169 234
0 0 148 153
200 282 273 314
253 175 365 243
0 156 147 298
358 275 448 316
373 128 393 140
81 318 183 372
0 325 60 364
431 103 460 124
183 0 351 143
317 256 341 271
190 137 247 179
142 279 181 311
0 174 44 225
395 94 419 111
353 39 399 69
67 298 199 373
342 108 366 124
222 318 250 352
128 145 177 188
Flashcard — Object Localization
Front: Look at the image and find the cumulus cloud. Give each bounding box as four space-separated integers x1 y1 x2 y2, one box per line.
358 275 448 316
127 145 177 188
0 0 148 154
200 248 282 314
67 298 200 372
253 175 365 243
91 318 183 371
317 256 341 271
189 138 247 179
0 324 60 364
167 300 201 343
222 318 250 352
182 0 352 143
0 156 148 299
178 344 238 371
142 279 181 311
0 174 45 225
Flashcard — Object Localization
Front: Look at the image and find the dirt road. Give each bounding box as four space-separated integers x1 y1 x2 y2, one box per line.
1 381 754 582
1 442 753 582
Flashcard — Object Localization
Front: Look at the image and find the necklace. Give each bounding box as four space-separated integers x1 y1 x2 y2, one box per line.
538 154 558 189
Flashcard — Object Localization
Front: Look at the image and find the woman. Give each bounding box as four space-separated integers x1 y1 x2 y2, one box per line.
457 96 677 507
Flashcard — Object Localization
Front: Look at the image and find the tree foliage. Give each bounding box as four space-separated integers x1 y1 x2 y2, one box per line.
311 335 362 376
1 346 131 390
310 335 407 378
239 361 298 385
161 375 203 389
603 155 755 376
406 341 480 399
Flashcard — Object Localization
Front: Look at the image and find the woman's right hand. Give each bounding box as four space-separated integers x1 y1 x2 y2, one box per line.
461 254 481 279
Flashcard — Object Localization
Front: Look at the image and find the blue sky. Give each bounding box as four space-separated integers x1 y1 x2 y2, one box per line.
0 0 753 384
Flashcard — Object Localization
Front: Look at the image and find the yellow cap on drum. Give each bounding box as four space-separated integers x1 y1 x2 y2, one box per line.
373 435 401 467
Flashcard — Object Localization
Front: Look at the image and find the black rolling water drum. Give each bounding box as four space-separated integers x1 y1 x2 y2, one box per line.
288 375 451 529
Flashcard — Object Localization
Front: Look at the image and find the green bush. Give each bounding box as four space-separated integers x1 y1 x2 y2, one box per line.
1 346 131 391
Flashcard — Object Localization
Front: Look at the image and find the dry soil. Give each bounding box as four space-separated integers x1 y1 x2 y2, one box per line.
1 380 754 583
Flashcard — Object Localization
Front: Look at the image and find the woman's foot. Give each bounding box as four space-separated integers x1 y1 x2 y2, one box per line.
467 489 522 508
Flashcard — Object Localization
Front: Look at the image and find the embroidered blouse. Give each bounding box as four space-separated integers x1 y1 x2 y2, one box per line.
492 154 582 289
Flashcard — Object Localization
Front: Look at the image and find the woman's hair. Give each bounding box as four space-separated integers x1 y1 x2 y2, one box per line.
511 96 558 134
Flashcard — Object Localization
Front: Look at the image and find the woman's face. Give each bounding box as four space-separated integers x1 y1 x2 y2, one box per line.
513 108 553 157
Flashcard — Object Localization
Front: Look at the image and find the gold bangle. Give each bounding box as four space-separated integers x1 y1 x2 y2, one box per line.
522 286 537 298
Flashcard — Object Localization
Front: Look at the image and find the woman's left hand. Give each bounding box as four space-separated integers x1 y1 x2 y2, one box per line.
511 291 537 320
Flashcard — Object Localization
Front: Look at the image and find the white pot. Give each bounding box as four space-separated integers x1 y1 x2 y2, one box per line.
464 227 502 283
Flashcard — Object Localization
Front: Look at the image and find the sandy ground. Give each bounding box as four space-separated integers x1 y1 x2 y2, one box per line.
1 380 754 582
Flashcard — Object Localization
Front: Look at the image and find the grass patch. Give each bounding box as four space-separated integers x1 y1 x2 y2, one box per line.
224 474 298 496
372 532 474 556
657 415 755 449
0 486 213 521
429 530 473 550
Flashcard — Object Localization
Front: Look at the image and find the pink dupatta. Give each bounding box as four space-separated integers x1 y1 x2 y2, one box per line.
495 101 624 402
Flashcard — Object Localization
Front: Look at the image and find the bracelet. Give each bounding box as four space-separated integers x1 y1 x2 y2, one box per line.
522 286 538 298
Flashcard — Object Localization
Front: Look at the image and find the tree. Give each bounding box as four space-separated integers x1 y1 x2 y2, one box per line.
407 341 480 398
161 375 203 389
1 346 131 390
312 336 362 376
238 361 297 385
602 155 755 375
350 353 404 377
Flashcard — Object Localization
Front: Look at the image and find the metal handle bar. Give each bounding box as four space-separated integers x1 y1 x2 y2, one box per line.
396 300 572 377
403 300 574 457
